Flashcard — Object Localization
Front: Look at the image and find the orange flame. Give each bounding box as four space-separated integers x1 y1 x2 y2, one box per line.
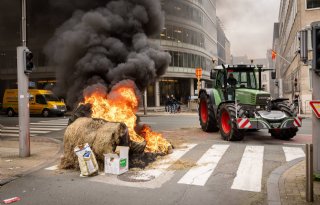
83 83 171 153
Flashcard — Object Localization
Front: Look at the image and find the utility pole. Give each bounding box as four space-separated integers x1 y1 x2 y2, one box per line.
311 22 320 173
18 0 30 157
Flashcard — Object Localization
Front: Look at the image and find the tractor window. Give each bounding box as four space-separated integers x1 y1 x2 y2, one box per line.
248 72 257 89
227 70 257 89
239 72 247 88
216 72 224 87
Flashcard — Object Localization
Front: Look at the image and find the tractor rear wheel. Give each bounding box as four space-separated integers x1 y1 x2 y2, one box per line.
199 92 219 132
275 103 295 116
269 128 297 140
218 103 244 141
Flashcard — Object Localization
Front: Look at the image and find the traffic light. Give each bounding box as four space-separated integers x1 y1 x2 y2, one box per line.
23 48 34 74
312 22 320 73
299 29 308 63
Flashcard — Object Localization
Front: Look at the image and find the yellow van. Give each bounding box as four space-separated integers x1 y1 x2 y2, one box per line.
2 89 67 117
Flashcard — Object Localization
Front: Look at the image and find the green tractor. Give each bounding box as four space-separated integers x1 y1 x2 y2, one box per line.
198 64 302 141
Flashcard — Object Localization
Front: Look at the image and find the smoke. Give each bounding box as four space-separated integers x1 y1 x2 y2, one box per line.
44 0 171 108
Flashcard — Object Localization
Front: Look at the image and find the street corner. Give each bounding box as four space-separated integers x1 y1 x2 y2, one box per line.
0 137 62 186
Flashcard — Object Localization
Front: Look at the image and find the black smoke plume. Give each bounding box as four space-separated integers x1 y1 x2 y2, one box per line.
44 0 171 108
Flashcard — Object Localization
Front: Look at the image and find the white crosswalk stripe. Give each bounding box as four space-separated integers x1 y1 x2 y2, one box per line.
231 146 264 192
0 118 68 137
282 146 305 161
45 143 306 192
178 144 229 186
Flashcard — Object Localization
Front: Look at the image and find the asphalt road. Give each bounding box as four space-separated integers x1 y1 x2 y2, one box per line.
0 113 312 205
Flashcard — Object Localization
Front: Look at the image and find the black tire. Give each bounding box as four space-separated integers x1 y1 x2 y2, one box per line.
269 128 298 140
57 113 65 117
7 108 15 117
198 92 219 132
218 103 244 141
270 103 298 140
274 103 295 117
42 109 50 117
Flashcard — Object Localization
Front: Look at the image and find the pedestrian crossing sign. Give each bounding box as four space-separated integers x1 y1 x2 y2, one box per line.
310 101 320 118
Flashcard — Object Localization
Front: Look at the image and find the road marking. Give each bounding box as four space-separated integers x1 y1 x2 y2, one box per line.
0 130 49 134
129 143 197 180
3 127 62 131
178 144 229 186
139 121 157 125
20 125 67 129
30 123 67 125
282 147 305 162
231 145 264 192
0 133 37 137
45 165 59 171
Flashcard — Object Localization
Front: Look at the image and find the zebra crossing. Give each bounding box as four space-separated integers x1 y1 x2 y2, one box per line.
0 118 69 137
46 142 306 192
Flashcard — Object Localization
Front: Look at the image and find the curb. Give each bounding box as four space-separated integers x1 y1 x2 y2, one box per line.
267 157 305 205
0 137 63 186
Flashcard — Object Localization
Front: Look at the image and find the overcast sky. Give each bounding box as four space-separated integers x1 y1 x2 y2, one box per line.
216 0 280 59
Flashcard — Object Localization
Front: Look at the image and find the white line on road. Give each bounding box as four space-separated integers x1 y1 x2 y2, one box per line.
178 144 230 186
0 130 49 134
139 121 157 125
3 127 63 131
45 165 59 171
231 145 264 192
282 147 305 162
130 143 197 180
30 123 67 125
0 133 37 137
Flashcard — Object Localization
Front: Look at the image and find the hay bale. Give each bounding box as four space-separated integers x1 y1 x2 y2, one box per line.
60 117 129 170
68 103 92 125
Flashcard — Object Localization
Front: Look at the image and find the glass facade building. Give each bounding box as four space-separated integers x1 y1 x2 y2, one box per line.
0 0 229 107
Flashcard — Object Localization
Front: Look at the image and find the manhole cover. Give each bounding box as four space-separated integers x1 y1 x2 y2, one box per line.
117 171 155 182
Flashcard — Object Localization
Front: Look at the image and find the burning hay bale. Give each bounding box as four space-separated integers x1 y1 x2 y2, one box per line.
68 103 92 125
60 117 129 170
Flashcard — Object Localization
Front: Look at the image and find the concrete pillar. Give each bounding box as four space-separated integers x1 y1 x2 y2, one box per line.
190 78 194 96
155 79 160 107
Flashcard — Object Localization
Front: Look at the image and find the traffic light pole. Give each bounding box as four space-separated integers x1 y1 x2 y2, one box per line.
17 0 30 157
312 22 320 173
17 47 30 157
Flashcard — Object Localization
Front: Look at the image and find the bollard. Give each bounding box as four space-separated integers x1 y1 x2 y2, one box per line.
306 144 314 202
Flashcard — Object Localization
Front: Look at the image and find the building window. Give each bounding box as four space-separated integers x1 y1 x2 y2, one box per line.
159 25 205 48
165 50 209 70
306 0 320 9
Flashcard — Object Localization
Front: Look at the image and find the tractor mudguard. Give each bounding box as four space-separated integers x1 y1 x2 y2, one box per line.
271 98 289 104
199 88 221 115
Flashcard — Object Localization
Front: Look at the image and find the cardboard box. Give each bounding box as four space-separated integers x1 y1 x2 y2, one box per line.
104 146 129 175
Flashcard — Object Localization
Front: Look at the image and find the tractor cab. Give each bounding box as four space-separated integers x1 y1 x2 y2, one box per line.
211 64 258 90
210 64 268 102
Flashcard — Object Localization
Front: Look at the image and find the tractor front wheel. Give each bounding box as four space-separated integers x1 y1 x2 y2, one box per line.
198 92 219 132
218 104 244 141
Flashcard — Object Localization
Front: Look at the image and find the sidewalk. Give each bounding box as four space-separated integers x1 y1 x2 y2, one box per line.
0 137 62 187
280 160 320 204
271 160 320 205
